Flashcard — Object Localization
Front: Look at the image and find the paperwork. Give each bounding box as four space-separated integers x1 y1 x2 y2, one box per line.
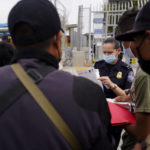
76 67 103 89
107 99 136 126
107 98 135 111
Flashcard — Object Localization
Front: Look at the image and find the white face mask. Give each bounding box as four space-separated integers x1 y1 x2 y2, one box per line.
103 54 117 64
122 42 135 58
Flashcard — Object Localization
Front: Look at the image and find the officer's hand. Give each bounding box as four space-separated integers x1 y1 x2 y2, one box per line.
98 76 114 88
115 95 131 102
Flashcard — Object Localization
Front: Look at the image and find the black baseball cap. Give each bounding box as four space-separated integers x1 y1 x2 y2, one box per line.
116 1 150 41
8 0 62 46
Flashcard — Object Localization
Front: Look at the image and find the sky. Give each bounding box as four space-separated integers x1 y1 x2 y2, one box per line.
0 0 103 24
62 0 103 23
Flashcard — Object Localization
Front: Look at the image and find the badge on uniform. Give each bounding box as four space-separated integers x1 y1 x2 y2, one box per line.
116 72 122 79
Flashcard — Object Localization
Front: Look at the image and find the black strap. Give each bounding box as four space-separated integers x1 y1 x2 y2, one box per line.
0 65 56 115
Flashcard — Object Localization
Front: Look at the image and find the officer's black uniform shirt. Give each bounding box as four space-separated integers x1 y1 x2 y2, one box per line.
94 59 134 98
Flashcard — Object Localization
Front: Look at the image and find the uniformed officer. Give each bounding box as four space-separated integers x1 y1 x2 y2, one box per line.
94 38 134 99
94 38 134 149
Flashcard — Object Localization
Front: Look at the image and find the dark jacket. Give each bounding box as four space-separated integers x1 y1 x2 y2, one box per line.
0 48 113 150
94 59 134 98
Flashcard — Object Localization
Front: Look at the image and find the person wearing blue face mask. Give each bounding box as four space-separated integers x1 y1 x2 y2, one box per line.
103 54 117 64
94 38 134 99
94 38 134 149
122 42 135 58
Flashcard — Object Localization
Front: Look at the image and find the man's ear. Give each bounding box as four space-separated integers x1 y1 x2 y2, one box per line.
56 31 62 49
52 31 62 49
48 31 62 59
52 35 57 48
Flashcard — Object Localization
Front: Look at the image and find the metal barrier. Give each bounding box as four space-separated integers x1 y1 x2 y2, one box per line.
103 0 148 38
92 0 148 62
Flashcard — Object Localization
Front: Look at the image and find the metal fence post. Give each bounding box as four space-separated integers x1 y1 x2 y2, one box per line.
77 5 83 51
89 6 92 60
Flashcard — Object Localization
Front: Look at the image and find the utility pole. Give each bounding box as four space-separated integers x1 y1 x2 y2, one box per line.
88 5 92 61
77 5 83 51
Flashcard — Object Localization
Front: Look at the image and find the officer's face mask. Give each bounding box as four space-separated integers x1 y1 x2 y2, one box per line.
103 54 117 64
122 42 135 58
136 34 150 74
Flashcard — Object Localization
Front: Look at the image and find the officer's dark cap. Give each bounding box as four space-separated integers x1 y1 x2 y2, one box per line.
116 1 150 41
8 0 61 46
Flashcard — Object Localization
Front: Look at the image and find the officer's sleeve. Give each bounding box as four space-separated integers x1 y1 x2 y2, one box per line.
94 62 98 69
124 67 134 89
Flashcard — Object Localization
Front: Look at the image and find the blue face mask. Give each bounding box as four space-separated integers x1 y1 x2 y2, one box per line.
103 54 117 64
122 43 135 58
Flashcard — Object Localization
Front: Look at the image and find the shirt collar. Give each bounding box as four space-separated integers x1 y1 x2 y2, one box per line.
11 48 59 69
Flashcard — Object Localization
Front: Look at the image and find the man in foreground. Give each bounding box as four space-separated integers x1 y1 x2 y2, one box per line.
0 0 113 150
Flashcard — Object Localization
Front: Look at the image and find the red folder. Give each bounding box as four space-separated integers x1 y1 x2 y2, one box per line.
107 101 136 126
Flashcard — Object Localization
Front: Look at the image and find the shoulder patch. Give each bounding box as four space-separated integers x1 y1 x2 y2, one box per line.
127 71 134 82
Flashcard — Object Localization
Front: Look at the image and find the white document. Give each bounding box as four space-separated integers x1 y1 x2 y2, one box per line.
107 98 135 111
76 68 103 89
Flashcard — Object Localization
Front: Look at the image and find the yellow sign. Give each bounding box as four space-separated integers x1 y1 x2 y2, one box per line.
132 57 137 64
75 67 89 70
117 72 122 79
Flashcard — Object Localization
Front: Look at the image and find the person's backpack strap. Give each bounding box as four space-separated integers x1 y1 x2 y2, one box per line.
11 63 82 150
0 65 56 116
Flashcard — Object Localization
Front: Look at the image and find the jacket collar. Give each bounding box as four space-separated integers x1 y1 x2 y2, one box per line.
11 48 59 69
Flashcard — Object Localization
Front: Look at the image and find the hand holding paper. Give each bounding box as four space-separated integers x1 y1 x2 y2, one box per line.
76 67 103 89
98 76 114 89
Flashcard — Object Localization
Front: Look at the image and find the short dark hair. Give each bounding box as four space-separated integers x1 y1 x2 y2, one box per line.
118 8 139 33
0 42 14 66
14 23 53 50
103 38 120 50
